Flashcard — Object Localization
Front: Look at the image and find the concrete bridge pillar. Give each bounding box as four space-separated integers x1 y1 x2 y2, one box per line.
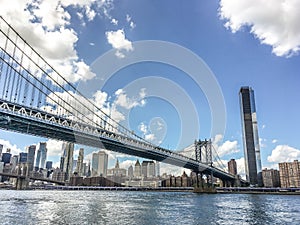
15 163 29 190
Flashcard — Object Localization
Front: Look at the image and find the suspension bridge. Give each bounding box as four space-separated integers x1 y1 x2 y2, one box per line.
0 16 244 188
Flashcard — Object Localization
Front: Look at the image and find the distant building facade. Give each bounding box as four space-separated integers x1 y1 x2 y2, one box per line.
62 142 74 181
279 160 300 188
27 145 36 172
134 159 141 178
35 142 47 170
76 148 84 176
228 159 237 175
239 87 262 186
107 159 126 177
92 151 108 177
262 168 280 187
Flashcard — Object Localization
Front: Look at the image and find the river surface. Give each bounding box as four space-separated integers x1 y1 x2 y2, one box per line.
0 190 299 225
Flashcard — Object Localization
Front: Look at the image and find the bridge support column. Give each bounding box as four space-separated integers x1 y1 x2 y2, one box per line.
15 163 29 190
16 177 28 190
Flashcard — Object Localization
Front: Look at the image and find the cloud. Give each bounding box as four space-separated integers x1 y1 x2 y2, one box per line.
0 139 22 156
212 134 240 157
119 159 135 170
111 18 118 25
219 0 300 57
45 139 64 157
267 145 300 163
105 29 133 58
236 157 246 179
272 139 278 144
0 0 103 83
126 14 136 29
159 163 188 176
114 89 145 109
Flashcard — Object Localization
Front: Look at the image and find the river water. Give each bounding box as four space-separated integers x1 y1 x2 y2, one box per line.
0 190 299 225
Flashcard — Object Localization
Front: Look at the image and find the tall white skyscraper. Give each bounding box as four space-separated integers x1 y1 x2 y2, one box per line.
91 150 108 177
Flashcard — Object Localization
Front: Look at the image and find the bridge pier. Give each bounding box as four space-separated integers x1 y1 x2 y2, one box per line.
15 163 29 190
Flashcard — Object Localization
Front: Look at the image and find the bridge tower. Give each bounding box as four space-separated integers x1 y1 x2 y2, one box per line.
194 139 215 193
15 163 29 190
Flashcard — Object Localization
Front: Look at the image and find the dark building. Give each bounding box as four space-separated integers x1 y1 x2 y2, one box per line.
1 152 11 165
228 159 237 175
27 145 36 172
46 161 53 170
19 152 28 163
239 87 262 186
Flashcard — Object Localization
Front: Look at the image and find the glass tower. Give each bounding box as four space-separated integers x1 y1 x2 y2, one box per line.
239 87 262 186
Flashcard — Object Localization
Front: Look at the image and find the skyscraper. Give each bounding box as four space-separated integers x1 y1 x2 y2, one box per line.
239 87 262 186
91 151 108 177
228 159 237 175
76 148 84 176
0 144 3 161
19 152 28 163
62 142 74 181
35 142 47 170
39 142 47 169
27 145 36 171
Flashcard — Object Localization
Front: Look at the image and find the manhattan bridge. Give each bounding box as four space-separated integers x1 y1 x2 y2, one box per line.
0 16 245 189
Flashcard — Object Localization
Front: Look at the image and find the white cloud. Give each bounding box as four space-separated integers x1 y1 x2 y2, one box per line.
126 14 136 29
114 89 145 109
105 29 133 58
217 140 239 157
212 134 240 157
46 139 64 157
272 139 278 144
267 145 300 163
219 0 300 57
0 0 101 84
111 18 118 25
119 159 135 170
236 157 246 179
0 139 22 156
259 138 267 148
159 163 189 176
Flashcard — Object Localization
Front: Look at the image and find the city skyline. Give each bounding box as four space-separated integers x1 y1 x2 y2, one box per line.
0 1 300 176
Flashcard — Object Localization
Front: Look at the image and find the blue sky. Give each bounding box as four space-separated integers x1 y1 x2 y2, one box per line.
0 0 300 175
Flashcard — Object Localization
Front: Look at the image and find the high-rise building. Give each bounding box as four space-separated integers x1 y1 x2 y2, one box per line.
128 165 134 178
141 161 148 178
19 152 28 163
134 159 141 178
35 142 47 170
279 160 300 188
10 155 18 172
62 142 74 181
1 152 11 165
0 144 3 161
262 168 280 187
46 161 53 170
147 161 156 178
39 142 47 169
91 151 108 177
27 145 36 172
76 148 84 176
155 162 160 177
239 87 262 186
228 159 237 175
107 159 126 176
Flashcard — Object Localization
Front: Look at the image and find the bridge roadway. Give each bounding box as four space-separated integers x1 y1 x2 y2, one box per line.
0 172 65 185
0 99 237 182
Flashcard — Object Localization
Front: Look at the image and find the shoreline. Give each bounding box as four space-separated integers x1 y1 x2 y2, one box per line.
1 186 300 195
